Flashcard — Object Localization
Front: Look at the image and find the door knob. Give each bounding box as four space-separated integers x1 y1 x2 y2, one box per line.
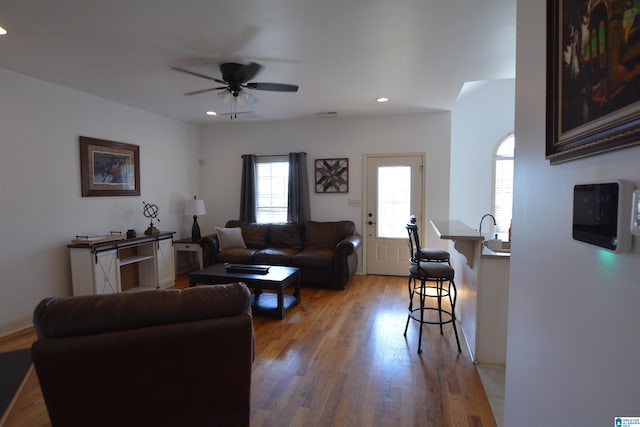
368 220 376 225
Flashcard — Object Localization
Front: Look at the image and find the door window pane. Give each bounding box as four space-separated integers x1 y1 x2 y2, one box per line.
377 166 411 238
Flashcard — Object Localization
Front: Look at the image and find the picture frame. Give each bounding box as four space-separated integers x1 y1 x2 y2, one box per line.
315 158 348 193
546 0 640 164
79 136 140 197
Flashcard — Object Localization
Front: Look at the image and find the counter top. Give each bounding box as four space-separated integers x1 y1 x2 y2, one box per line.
430 219 484 241
481 246 511 258
68 231 175 250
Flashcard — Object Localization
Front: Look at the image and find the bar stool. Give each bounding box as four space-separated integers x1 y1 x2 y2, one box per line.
407 215 450 264
404 219 461 354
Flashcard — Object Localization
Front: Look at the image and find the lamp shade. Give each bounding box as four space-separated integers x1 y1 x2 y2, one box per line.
185 199 206 216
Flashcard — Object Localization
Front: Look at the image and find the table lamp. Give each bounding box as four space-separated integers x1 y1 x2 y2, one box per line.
185 196 206 242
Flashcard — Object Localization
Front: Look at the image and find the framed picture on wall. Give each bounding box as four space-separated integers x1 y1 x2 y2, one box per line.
546 0 640 164
315 158 348 193
79 136 140 197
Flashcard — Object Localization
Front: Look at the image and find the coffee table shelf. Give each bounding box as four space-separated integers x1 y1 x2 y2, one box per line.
251 293 298 318
189 264 301 320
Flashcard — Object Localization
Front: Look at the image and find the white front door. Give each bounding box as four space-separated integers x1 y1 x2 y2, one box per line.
364 154 424 275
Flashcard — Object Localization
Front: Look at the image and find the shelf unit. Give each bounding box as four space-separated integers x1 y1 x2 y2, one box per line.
68 232 175 295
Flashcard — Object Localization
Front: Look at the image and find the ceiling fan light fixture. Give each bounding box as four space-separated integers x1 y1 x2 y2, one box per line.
237 89 251 103
217 89 231 102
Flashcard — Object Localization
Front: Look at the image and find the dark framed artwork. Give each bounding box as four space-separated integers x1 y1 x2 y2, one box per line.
546 0 640 164
315 158 348 193
79 136 140 197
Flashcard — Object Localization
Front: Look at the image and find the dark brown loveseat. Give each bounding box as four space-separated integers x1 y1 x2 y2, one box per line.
31 283 254 427
200 220 361 290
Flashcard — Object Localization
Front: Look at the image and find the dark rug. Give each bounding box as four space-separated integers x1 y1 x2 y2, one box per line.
0 348 31 419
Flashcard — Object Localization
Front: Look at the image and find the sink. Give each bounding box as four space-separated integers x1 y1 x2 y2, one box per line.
483 240 511 253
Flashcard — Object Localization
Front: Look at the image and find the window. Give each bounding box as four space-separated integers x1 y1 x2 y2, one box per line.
494 134 514 240
377 165 412 238
256 157 289 223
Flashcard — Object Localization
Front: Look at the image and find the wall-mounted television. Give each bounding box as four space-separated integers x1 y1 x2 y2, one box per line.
573 181 631 252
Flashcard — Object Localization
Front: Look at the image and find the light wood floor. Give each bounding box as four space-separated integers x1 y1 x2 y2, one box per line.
0 274 495 427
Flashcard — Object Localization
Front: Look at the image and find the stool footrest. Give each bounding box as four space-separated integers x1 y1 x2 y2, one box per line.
408 307 456 325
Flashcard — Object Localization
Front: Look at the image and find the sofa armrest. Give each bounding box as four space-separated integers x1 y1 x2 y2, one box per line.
199 233 220 267
333 233 362 289
335 233 362 255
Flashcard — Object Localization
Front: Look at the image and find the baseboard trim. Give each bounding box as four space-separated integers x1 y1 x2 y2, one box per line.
0 316 32 338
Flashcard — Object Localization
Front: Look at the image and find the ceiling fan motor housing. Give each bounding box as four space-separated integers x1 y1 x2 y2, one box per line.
220 62 261 94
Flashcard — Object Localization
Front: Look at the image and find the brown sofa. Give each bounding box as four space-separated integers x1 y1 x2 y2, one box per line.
31 283 254 427
201 220 361 290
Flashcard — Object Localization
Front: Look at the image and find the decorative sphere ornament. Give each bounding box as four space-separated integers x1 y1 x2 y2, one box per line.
143 201 160 235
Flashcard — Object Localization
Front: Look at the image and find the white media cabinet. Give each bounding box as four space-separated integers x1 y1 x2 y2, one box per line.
68 232 175 295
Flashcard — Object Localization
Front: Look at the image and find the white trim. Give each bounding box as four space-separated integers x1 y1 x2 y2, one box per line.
0 315 32 338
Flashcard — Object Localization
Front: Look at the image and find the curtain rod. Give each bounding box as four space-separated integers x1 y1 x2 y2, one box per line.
242 153 307 159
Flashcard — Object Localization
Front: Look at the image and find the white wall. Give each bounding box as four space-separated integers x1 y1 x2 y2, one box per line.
199 113 452 253
504 2 640 425
0 69 201 333
451 79 515 233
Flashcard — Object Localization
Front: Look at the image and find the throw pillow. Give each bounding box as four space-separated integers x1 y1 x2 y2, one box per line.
216 227 247 250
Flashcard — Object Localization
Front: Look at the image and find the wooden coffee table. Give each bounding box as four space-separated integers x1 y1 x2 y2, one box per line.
189 264 301 320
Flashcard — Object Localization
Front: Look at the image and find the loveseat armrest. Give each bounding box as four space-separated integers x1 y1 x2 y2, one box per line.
200 233 220 267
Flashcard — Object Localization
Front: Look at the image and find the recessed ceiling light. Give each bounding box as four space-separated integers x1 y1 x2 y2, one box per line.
0 26 7 36
376 97 389 103
206 111 218 116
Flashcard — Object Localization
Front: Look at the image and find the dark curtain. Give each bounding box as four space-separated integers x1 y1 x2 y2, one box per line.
239 154 256 223
287 152 310 223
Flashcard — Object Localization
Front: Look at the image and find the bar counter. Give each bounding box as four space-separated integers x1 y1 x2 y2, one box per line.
429 218 509 365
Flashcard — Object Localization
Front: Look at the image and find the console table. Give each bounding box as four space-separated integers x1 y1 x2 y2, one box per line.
68 232 175 295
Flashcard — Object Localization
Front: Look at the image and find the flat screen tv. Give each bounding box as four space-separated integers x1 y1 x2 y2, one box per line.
573 181 631 252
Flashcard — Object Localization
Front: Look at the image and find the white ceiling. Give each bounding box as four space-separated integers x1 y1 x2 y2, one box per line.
0 0 516 124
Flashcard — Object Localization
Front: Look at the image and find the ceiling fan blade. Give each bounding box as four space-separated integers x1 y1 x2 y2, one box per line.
246 82 298 92
172 67 226 84
214 111 254 117
183 86 226 96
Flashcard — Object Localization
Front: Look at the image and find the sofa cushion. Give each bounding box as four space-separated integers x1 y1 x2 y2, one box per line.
253 248 298 266
304 220 355 250
268 223 303 250
216 248 257 264
292 249 334 269
216 227 246 250
240 223 269 248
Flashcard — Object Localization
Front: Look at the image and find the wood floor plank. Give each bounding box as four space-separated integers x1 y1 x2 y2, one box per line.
0 273 496 426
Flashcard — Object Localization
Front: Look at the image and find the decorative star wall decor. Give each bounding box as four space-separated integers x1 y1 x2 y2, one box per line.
315 158 348 193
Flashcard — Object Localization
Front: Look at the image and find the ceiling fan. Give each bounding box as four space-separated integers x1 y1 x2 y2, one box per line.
172 62 299 99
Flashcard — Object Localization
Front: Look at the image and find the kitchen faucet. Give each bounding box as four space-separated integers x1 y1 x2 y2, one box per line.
479 213 496 240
